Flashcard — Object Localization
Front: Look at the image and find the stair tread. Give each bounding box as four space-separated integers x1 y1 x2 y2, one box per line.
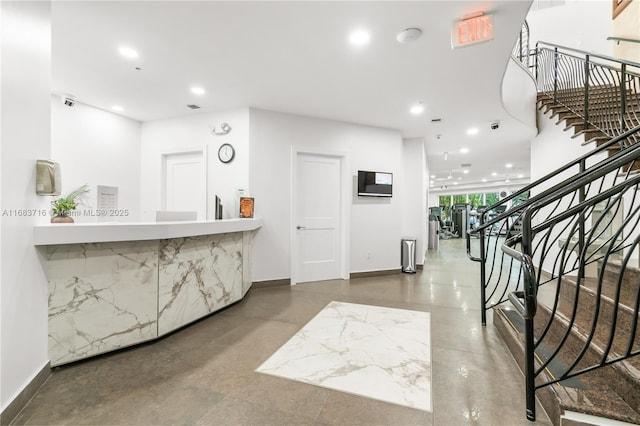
495 308 640 424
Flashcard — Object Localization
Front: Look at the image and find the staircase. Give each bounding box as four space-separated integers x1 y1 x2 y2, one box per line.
468 40 640 425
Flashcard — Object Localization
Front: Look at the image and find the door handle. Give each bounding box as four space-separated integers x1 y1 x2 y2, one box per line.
296 225 306 230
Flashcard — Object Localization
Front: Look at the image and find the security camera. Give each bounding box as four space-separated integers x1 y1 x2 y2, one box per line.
61 95 75 107
491 121 500 130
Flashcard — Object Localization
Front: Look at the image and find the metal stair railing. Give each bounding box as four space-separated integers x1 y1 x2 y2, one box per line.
536 41 640 146
502 143 640 421
466 124 640 325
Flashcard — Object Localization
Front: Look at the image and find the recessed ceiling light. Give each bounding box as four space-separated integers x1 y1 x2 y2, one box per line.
447 175 452 180
410 103 424 115
454 182 458 185
505 178 511 183
482 178 487 182
491 172 497 176
459 147 469 154
118 46 138 59
112 105 124 112
457 177 462 180
463 170 469 174
191 87 205 95
518 174 524 178
466 127 479 135
349 30 370 46
430 175 435 178
506 163 513 168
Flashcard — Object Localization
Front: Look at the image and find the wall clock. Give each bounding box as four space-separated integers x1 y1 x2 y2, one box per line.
218 143 235 163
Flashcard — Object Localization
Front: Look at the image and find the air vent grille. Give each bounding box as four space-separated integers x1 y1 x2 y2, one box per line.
187 104 201 109
431 118 442 123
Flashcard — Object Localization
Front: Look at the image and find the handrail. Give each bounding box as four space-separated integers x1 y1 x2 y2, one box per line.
607 36 640 45
537 40 640 68
472 124 640 233
501 168 640 421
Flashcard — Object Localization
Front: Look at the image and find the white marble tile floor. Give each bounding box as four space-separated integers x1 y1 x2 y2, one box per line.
255 301 432 411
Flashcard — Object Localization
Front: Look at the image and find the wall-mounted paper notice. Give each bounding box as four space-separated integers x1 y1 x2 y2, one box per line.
97 185 118 222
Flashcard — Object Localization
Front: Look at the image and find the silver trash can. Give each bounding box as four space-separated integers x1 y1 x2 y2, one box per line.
401 238 417 274
428 220 439 250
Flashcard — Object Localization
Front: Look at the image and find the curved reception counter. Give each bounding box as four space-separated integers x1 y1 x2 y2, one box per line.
34 219 262 366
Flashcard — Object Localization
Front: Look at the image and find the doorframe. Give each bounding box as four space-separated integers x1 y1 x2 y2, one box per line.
159 145 208 220
290 146 350 286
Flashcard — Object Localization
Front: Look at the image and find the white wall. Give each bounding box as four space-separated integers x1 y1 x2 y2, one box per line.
249 108 404 280
402 138 427 265
0 1 51 412
51 97 142 222
527 1 613 56
140 108 249 222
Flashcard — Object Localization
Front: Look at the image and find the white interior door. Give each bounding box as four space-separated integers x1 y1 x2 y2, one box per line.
164 151 205 220
295 153 342 283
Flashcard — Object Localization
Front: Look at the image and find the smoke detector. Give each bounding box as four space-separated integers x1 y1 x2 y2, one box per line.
396 28 422 43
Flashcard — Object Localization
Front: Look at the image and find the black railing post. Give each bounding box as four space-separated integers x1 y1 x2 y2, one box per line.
522 209 536 422
553 47 559 103
584 55 590 129
535 43 539 86
620 63 627 135
479 213 487 326
578 159 586 281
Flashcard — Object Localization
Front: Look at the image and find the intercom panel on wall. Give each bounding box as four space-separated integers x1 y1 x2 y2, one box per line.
36 160 61 195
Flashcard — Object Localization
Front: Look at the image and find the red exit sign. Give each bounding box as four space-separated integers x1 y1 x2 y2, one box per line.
451 14 494 48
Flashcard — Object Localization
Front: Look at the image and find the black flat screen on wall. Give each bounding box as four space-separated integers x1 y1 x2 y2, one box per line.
357 170 393 197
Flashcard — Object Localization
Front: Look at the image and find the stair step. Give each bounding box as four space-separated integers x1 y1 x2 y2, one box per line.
571 128 607 139
494 307 640 425
556 277 640 358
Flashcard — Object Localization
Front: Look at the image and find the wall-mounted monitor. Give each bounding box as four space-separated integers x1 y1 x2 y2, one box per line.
358 170 393 197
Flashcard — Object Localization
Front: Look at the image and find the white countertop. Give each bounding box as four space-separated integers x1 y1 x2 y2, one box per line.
33 218 263 245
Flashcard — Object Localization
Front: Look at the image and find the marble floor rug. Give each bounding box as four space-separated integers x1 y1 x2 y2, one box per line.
255 301 432 411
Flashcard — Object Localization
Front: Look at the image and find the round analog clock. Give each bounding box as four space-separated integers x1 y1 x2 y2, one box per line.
218 143 235 163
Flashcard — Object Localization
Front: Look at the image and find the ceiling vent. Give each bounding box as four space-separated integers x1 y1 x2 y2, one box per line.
431 118 442 123
461 163 472 168
186 104 201 109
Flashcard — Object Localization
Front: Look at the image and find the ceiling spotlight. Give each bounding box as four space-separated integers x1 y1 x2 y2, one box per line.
349 30 370 46
505 178 510 183
459 147 469 154
410 102 424 115
444 152 448 161
454 182 458 185
506 163 513 168
463 170 469 174
118 46 138 59
191 87 205 95
491 172 497 176
112 105 124 112
447 174 452 180
457 177 462 180
396 27 422 43
518 174 524 178
466 127 479 135
430 175 435 178
482 178 487 182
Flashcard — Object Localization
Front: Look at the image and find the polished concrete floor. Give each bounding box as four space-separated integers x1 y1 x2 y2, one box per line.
12 239 551 425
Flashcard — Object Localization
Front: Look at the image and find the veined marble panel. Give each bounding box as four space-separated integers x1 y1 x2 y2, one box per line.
256 301 432 411
46 241 159 366
242 230 254 296
158 233 243 335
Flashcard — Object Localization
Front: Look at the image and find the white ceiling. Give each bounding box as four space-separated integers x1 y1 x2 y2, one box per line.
52 1 535 188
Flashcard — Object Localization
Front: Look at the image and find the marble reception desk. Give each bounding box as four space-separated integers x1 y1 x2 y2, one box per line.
34 219 262 366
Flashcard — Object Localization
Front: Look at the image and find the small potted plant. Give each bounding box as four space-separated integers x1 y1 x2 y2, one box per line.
50 184 90 223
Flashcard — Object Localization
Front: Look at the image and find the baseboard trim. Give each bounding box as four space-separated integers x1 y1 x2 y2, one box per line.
350 268 403 279
252 278 291 289
1 362 51 426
